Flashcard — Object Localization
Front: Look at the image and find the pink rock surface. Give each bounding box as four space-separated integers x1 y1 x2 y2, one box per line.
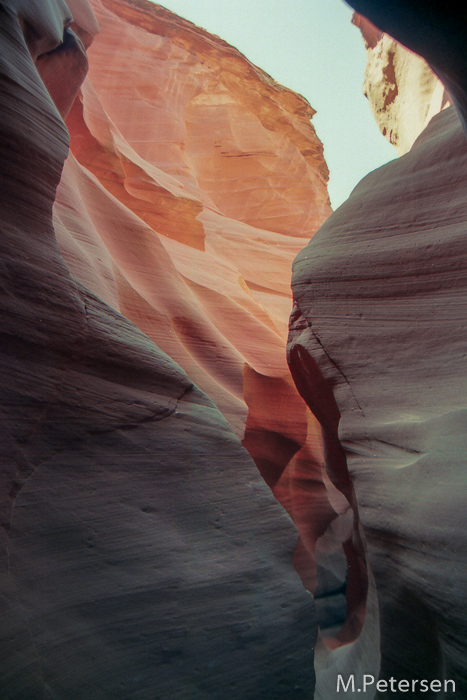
53 0 342 645
56 0 331 433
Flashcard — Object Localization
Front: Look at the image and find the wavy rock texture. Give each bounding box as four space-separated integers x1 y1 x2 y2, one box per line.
353 13 452 154
55 0 330 431
289 68 467 700
53 0 349 658
287 5 467 696
0 1 319 697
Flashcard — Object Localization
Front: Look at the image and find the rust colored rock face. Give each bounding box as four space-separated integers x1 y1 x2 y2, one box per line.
36 27 89 118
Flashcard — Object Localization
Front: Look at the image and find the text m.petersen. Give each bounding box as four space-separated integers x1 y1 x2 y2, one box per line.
337 675 456 694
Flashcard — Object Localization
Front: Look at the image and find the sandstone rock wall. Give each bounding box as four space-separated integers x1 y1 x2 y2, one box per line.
54 0 352 659
56 0 330 434
0 1 320 697
289 3 467 697
6 0 465 696
290 103 467 699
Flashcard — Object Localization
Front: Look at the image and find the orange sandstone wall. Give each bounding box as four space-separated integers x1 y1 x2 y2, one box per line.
56 0 331 435
54 0 347 640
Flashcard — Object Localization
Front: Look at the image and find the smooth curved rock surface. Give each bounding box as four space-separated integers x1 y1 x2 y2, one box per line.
0 2 317 697
53 0 345 652
289 105 467 698
56 0 331 434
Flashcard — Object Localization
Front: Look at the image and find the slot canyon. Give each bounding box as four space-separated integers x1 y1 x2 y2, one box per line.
0 0 466 697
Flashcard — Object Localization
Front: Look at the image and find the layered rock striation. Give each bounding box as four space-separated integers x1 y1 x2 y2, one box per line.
288 3 467 698
0 1 324 697
290 103 467 700
6 0 466 696
56 0 331 436
54 0 350 658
